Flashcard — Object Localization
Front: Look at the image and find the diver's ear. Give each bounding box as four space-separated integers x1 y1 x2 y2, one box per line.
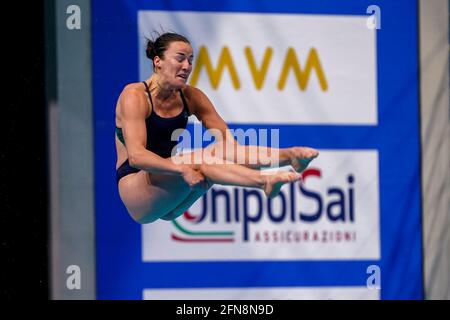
154 56 162 71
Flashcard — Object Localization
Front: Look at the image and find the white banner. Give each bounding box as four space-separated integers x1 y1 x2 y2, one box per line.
143 286 380 300
142 150 380 261
139 11 377 125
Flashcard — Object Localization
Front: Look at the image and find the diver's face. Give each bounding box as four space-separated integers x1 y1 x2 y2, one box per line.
154 41 193 89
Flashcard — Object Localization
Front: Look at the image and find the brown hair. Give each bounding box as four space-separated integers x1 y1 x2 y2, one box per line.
146 32 191 70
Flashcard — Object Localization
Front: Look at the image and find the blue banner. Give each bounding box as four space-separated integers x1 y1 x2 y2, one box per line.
93 0 422 299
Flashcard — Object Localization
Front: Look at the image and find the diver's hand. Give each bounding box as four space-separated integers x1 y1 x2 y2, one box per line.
181 165 207 190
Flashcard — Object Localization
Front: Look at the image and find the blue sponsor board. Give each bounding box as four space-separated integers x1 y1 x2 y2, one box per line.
93 0 422 299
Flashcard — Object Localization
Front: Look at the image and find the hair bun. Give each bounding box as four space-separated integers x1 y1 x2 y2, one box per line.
144 32 191 68
146 40 156 59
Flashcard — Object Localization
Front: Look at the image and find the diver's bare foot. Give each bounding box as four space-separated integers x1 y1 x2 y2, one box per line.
289 147 319 173
263 172 300 198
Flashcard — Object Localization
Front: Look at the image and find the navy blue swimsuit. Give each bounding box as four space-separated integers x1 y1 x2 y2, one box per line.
116 81 190 184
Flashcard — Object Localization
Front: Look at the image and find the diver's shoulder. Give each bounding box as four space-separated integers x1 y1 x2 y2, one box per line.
122 82 146 94
181 84 206 100
118 82 148 108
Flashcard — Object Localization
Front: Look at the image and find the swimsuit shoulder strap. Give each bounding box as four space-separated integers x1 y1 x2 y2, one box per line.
142 81 154 109
179 89 190 116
